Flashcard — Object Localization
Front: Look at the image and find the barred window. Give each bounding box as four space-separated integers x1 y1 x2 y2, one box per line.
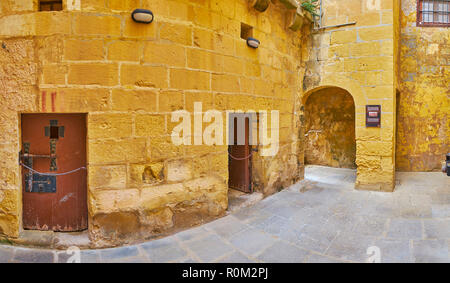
417 0 450 26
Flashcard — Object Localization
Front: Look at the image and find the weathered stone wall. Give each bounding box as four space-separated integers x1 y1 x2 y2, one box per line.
0 37 37 237
0 0 306 246
396 0 449 172
304 87 356 169
303 0 400 191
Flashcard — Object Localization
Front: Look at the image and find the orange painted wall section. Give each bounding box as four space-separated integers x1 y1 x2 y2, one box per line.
396 0 449 171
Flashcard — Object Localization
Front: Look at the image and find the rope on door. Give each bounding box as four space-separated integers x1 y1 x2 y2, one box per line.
228 151 253 160
19 162 86 176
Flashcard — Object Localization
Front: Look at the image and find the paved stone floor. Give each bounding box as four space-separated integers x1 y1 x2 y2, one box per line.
1 165 449 263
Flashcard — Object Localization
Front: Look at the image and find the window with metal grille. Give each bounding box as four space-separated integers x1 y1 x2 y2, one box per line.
417 0 450 27
39 0 63 11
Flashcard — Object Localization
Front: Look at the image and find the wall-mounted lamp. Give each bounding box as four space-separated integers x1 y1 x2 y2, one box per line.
246 37 260 49
131 9 154 24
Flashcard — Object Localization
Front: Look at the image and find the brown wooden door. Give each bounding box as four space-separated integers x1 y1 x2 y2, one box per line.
21 114 87 231
228 116 252 193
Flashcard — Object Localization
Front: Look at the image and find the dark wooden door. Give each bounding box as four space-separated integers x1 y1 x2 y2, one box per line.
228 116 252 193
21 114 87 231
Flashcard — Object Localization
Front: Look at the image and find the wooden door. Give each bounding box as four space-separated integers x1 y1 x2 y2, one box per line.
21 114 87 231
228 116 252 193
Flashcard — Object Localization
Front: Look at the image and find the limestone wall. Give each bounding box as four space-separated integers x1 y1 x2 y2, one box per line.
396 0 449 172
303 0 400 191
0 0 306 245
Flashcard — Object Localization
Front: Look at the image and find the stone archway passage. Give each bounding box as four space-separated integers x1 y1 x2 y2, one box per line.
304 87 356 169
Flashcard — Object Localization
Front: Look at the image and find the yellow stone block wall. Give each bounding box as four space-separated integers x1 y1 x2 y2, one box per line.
0 36 37 238
396 0 449 171
303 0 399 191
0 0 306 245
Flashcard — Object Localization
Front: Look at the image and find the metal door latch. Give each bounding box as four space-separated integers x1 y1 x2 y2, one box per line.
20 141 58 193
29 174 56 193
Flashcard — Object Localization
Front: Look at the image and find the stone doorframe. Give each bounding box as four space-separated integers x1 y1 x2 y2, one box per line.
302 80 396 192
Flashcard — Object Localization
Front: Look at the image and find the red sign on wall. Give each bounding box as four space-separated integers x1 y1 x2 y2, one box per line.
366 105 381 127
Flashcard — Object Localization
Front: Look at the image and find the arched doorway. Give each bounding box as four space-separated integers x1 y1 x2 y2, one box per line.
304 87 356 169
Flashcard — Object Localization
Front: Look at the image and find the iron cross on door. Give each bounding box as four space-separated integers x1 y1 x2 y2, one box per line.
21 114 88 232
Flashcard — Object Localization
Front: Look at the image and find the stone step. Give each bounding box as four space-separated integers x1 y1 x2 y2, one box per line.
10 230 91 250
227 189 264 213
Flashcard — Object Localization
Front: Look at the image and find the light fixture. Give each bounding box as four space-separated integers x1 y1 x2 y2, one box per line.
131 9 154 24
246 37 260 49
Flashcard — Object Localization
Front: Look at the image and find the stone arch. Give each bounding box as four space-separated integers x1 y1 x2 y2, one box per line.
301 79 396 192
303 86 356 169
302 81 364 108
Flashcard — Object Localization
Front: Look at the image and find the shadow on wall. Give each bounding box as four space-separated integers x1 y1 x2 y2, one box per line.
304 87 356 169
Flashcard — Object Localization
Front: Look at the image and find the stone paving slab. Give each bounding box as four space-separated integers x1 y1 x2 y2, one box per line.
12 248 55 263
295 232 335 254
252 215 291 236
431 205 450 218
448 240 450 259
140 237 188 263
423 219 450 239
100 246 141 263
412 240 449 263
185 234 234 262
386 219 423 239
0 245 14 263
216 251 256 263
0 166 449 263
174 226 210 242
373 239 412 263
325 232 376 262
229 227 278 257
304 252 348 263
352 216 389 237
256 241 310 263
204 215 249 240
79 250 101 263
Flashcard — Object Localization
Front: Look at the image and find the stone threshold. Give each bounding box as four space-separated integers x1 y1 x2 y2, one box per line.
227 189 264 214
8 230 91 250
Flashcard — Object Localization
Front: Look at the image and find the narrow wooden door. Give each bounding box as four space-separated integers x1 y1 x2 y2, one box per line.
228 116 252 193
21 114 87 231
